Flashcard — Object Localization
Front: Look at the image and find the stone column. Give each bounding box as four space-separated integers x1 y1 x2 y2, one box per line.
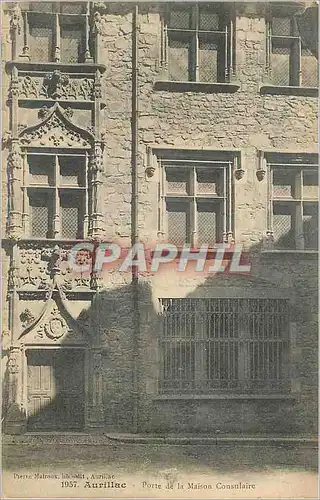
87 348 104 429
89 141 104 240
5 346 26 434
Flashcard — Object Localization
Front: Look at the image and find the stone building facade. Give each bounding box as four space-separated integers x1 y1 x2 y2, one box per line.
1 1 318 435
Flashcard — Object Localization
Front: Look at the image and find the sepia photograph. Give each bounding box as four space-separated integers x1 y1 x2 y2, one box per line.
1 0 318 498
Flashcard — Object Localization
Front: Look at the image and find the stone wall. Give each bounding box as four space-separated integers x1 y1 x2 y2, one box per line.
1 2 318 435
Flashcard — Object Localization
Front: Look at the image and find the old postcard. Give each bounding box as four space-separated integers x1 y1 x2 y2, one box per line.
1 0 318 498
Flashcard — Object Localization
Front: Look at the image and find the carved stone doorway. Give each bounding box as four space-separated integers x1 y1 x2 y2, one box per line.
26 348 85 431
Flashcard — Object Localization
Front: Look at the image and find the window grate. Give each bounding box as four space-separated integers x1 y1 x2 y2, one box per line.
159 298 289 394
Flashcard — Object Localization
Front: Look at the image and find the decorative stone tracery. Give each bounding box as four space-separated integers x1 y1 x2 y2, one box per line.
4 6 107 431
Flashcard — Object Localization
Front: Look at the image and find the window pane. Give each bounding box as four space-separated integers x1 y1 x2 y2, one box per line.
29 3 54 13
28 155 55 186
60 24 84 63
168 8 192 30
29 190 53 238
272 16 292 36
272 169 300 199
168 36 191 81
167 200 189 245
301 47 318 87
166 168 189 194
273 202 295 249
29 22 53 62
197 168 223 195
303 170 318 199
60 191 83 239
197 201 219 246
199 38 219 82
303 203 318 250
59 157 85 187
199 5 220 31
60 3 86 14
271 43 291 86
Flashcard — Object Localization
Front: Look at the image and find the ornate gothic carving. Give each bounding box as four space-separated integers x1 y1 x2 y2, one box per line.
44 71 69 99
9 4 22 36
20 309 35 329
19 104 94 149
43 306 69 340
8 347 20 375
18 74 94 101
10 67 20 98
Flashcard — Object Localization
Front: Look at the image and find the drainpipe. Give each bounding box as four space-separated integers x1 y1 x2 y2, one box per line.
131 3 139 434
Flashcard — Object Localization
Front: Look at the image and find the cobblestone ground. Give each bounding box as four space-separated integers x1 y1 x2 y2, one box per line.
2 443 318 499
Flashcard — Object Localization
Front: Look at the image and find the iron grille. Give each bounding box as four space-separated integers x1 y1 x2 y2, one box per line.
167 202 188 245
60 193 81 239
30 202 49 238
60 24 85 64
159 298 289 394
197 203 217 246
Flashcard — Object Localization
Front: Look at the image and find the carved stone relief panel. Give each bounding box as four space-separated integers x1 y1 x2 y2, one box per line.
18 73 95 101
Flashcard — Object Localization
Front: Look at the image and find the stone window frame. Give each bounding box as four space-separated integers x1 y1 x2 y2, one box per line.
153 148 243 246
155 2 240 93
21 149 90 240
261 3 318 96
156 294 293 398
14 2 93 64
260 151 319 252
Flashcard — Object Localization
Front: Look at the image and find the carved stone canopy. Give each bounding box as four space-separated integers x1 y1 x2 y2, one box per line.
18 103 94 149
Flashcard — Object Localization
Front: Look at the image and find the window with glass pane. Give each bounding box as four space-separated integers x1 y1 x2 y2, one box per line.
23 2 88 63
25 154 87 239
166 3 231 82
159 298 290 394
163 159 231 246
268 153 318 250
269 9 318 87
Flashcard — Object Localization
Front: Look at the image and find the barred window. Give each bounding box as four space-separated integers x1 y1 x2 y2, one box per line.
159 298 290 394
266 153 319 250
267 6 318 87
20 2 90 63
23 152 88 239
165 3 233 83
158 151 238 246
